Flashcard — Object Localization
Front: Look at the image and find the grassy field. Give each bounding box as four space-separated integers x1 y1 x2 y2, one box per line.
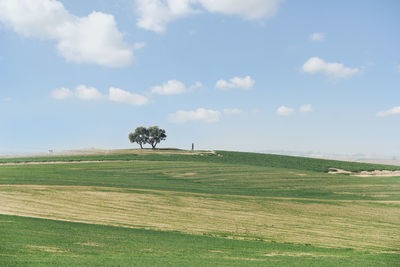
2 149 400 172
0 150 399 266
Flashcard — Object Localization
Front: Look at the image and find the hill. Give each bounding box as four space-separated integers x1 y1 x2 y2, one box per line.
0 150 399 266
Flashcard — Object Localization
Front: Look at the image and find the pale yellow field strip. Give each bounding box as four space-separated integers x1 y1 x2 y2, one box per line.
0 160 135 166
1 185 399 252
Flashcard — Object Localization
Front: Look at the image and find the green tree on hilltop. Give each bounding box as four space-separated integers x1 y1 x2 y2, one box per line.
148 126 167 149
128 126 149 149
129 126 167 149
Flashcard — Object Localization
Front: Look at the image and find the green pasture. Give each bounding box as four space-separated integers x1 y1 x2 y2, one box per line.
1 215 398 266
0 150 399 266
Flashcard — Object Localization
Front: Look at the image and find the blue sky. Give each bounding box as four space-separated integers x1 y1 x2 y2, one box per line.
0 0 399 157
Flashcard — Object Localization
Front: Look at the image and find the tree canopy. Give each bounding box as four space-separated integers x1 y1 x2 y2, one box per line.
128 126 149 149
128 126 166 149
148 126 167 149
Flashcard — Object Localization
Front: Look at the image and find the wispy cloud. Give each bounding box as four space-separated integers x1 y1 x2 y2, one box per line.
109 87 148 106
299 104 313 113
151 80 202 95
302 57 359 79
75 85 103 100
377 106 400 117
216 75 255 91
189 81 203 90
151 80 187 95
276 106 294 116
168 108 221 123
51 85 103 101
51 85 148 106
309 32 325 41
50 88 74 100
133 42 146 50
223 108 243 115
135 0 283 33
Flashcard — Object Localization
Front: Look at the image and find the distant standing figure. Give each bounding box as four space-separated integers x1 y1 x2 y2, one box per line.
192 143 194 151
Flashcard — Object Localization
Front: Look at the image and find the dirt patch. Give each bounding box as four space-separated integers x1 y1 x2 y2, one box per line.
374 251 400 254
221 256 265 261
172 172 197 178
265 252 339 258
265 252 313 257
329 168 400 177
28 245 67 253
78 242 102 247
208 250 224 253
0 160 132 166
354 170 400 177
328 169 352 175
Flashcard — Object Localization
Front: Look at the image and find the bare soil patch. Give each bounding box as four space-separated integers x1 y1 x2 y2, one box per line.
28 245 67 253
329 168 400 177
77 242 102 247
0 160 131 166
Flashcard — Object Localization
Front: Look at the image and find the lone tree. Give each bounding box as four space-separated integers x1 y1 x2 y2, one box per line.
147 126 167 149
128 126 149 149
128 126 167 149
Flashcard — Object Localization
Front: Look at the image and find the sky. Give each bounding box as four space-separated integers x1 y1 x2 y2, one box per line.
0 0 399 157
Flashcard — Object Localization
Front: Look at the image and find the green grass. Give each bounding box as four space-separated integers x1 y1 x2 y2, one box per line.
1 214 399 266
0 161 399 200
1 150 399 173
1 150 399 266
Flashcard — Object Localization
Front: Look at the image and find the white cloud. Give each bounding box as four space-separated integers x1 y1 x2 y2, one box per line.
135 0 283 33
299 104 313 113
198 0 282 19
0 0 71 39
223 108 243 115
133 42 146 50
216 75 255 90
51 87 73 100
309 32 325 41
169 108 221 123
75 85 103 100
151 80 187 95
50 85 148 106
302 57 359 79
109 87 148 106
276 106 294 116
189 81 203 90
56 12 133 67
0 0 134 67
135 0 196 33
377 106 400 117
151 80 202 95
